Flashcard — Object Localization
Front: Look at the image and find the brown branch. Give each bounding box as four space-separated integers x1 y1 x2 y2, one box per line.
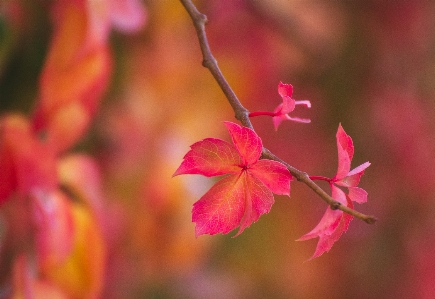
179 0 376 225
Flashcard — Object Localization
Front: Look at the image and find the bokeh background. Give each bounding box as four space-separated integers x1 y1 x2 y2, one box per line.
1 0 435 298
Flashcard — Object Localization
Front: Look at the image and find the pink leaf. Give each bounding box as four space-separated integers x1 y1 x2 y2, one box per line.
249 159 292 196
173 138 241 177
282 115 311 123
278 82 294 98
336 162 371 187
307 199 353 260
337 124 354 160
272 113 286 131
298 124 369 259
224 122 262 165
297 186 352 259
294 100 312 108
348 187 368 203
297 208 342 242
279 97 296 115
347 161 371 176
334 124 353 180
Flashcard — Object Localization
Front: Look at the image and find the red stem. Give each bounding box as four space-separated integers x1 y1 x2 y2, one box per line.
309 176 332 182
249 111 277 117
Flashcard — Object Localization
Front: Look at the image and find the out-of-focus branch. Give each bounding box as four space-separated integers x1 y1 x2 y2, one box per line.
179 0 376 225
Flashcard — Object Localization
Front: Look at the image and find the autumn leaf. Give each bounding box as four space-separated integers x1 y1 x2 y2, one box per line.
174 122 292 237
298 124 370 259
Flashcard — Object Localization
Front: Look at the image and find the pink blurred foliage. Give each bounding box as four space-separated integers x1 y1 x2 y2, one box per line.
371 87 435 199
0 0 146 297
31 190 75 270
0 115 57 204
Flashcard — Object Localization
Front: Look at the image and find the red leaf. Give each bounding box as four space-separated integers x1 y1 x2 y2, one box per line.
175 122 292 236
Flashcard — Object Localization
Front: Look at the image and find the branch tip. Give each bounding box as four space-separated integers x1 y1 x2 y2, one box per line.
365 216 377 225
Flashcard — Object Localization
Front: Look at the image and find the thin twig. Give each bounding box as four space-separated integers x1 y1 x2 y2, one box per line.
179 0 376 225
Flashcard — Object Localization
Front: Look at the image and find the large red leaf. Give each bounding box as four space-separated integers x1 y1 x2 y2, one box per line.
176 122 291 237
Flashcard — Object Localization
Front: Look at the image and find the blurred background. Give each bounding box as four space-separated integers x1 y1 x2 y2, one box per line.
1 0 435 298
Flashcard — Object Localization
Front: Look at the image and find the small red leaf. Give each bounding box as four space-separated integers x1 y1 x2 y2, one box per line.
298 186 351 260
273 82 311 130
299 124 370 259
